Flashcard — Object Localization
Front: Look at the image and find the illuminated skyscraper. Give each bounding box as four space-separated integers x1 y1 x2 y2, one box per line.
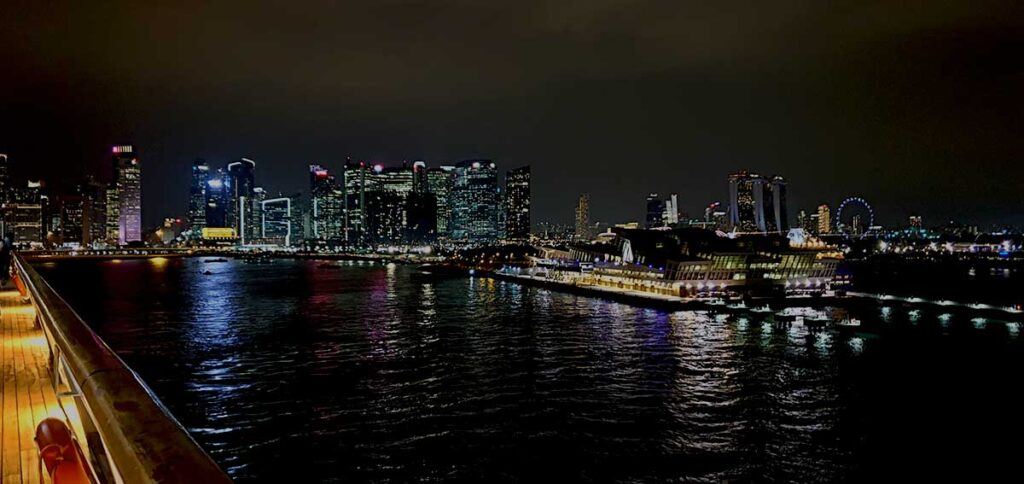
575 193 591 240
909 215 922 229
342 161 371 246
261 194 299 247
111 145 141 245
412 161 428 194
7 181 43 244
309 164 343 243
817 204 831 235
729 171 786 233
645 193 665 229
426 166 455 237
451 160 500 243
188 159 209 235
227 158 257 242
204 169 231 229
504 166 531 240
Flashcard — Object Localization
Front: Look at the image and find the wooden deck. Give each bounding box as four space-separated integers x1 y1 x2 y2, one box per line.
0 288 66 484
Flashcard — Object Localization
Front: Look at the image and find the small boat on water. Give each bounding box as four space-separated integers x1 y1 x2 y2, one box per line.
804 315 830 330
203 258 228 263
751 305 773 314
705 298 727 306
837 318 861 334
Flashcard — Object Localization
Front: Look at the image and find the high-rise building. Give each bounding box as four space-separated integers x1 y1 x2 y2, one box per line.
645 194 665 229
227 158 256 242
451 160 501 243
261 194 299 247
365 191 405 245
59 195 87 246
728 172 759 232
729 171 786 233
665 193 679 225
373 164 415 195
205 169 231 230
0 154 9 205
188 159 209 236
343 161 371 245
909 215 923 229
426 166 455 238
412 161 428 194
817 204 831 235
575 193 591 240
7 181 43 245
111 145 141 245
309 165 343 243
77 177 108 246
504 166 531 240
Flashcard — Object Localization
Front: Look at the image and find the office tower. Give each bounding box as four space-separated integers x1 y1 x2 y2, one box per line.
188 159 209 235
575 193 591 240
261 194 298 247
227 158 256 241
77 177 108 246
373 164 415 195
426 166 455 238
8 181 43 244
343 161 371 245
412 161 428 193
645 193 666 229
309 165 343 242
504 166 531 241
111 145 141 245
365 191 405 245
105 187 119 243
243 186 266 244
451 160 500 243
59 195 87 245
817 204 831 235
205 169 230 229
664 193 679 226
909 215 923 229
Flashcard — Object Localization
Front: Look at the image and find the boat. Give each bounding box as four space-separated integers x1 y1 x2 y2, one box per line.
804 314 830 330
751 305 773 314
705 298 727 306
837 318 861 333
727 301 748 310
241 254 273 264
203 258 228 263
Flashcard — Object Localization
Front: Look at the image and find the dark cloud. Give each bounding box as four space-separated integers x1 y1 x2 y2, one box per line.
2 0 1022 227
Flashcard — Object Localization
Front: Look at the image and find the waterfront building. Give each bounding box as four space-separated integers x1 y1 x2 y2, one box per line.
76 177 108 246
412 161 428 194
111 145 141 245
59 194 87 246
343 161 371 245
188 159 209 236
817 204 831 235
451 160 501 243
566 228 840 298
505 166 531 241
227 158 256 242
7 181 43 244
309 165 343 243
426 166 455 238
204 169 231 231
769 176 788 232
575 193 591 240
261 194 298 247
373 164 415 195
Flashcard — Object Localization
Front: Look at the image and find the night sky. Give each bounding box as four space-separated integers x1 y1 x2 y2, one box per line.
2 1 1022 228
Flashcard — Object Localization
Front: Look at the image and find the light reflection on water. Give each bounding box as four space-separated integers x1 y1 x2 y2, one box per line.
32 258 1024 482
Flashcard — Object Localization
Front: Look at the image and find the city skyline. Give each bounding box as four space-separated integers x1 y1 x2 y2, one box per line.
2 1 1022 228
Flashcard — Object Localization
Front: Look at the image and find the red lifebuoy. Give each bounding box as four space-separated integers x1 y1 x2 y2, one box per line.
34 418 92 484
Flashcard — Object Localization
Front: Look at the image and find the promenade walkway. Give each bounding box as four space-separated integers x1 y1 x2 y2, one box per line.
0 288 68 483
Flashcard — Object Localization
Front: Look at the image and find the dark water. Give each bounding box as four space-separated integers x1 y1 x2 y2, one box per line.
35 258 1024 482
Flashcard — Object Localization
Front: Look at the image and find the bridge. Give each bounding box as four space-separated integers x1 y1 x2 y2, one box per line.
0 253 230 483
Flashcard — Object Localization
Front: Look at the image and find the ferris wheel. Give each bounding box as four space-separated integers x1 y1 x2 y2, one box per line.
835 196 875 235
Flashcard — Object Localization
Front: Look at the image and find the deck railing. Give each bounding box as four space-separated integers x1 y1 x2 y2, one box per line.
13 253 231 483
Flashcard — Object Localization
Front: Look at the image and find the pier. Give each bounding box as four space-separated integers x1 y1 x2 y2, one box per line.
0 254 229 483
